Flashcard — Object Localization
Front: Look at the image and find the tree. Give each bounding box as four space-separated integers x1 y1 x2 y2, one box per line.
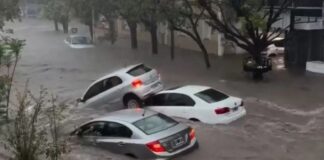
198 0 292 74
140 0 161 54
0 0 20 29
160 0 211 68
43 0 74 33
3 85 69 160
117 0 143 49
95 0 119 44
0 36 25 121
73 0 96 41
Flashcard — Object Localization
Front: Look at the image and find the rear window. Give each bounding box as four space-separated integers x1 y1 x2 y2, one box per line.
127 64 152 76
133 113 178 135
195 89 229 103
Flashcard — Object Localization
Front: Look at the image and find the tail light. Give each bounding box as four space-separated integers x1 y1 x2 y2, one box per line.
132 79 143 88
146 141 166 153
215 107 230 114
189 128 196 141
240 101 244 106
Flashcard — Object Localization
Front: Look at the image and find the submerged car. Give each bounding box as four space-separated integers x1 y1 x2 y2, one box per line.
64 35 94 49
145 85 246 124
78 64 163 108
70 109 198 159
262 37 285 57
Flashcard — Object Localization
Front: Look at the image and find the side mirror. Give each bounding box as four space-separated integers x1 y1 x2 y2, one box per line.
70 128 82 137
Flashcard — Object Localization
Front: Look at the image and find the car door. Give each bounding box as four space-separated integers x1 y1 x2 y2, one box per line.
95 122 134 155
163 93 196 118
100 76 124 105
145 94 168 114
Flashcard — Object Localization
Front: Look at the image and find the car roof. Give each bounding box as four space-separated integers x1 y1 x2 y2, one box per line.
161 85 211 95
95 63 143 82
91 109 157 123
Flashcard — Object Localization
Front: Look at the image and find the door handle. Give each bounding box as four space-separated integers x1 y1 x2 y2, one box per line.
117 141 125 147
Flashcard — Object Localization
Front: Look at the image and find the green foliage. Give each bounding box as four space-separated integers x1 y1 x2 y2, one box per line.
43 0 72 22
2 86 70 160
45 95 69 160
3 87 49 160
0 35 25 120
117 0 143 22
0 0 20 29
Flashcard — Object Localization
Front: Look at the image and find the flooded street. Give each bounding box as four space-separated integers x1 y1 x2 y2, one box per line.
3 18 324 160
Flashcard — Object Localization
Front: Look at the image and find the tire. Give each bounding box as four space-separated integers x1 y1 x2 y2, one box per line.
124 95 142 109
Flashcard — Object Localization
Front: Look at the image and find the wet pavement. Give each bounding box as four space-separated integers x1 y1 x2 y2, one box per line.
2 18 324 160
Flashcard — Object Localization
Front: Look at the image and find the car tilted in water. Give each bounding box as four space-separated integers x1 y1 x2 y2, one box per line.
77 64 163 108
64 35 94 49
70 109 198 160
145 85 246 124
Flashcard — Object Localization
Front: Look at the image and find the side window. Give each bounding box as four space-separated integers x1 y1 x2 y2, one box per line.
166 93 195 106
145 94 168 106
83 81 104 101
80 122 105 136
103 76 122 91
102 122 132 138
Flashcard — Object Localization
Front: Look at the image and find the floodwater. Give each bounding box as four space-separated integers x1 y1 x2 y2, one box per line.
1 18 324 160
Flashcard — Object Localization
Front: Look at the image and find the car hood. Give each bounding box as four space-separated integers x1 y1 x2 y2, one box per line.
70 44 95 49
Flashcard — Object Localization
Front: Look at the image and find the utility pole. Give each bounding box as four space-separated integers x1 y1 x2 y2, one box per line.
92 6 95 43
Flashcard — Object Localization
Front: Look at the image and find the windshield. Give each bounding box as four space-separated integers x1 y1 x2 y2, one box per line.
133 113 178 135
195 89 229 103
71 36 91 45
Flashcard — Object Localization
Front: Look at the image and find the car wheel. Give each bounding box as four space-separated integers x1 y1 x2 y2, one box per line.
125 96 142 108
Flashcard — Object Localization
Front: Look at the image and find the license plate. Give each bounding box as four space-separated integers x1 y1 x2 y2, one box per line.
232 107 239 112
172 137 184 148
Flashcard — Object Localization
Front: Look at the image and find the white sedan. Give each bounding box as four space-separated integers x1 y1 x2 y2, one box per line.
64 35 94 49
144 85 246 124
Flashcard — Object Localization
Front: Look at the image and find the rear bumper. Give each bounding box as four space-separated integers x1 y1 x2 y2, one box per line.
154 139 199 160
205 107 247 124
134 81 164 99
218 107 247 124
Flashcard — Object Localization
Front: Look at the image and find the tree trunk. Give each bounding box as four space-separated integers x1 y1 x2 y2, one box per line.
193 28 211 69
89 23 94 42
127 20 138 49
108 19 117 44
61 18 69 34
54 20 59 31
197 40 211 68
170 26 175 60
150 22 158 54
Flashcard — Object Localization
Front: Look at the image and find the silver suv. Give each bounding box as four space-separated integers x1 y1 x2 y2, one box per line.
78 64 163 108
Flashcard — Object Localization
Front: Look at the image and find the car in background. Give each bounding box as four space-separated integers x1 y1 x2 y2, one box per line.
77 64 163 108
144 85 246 124
64 35 94 49
262 37 285 57
70 109 198 160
